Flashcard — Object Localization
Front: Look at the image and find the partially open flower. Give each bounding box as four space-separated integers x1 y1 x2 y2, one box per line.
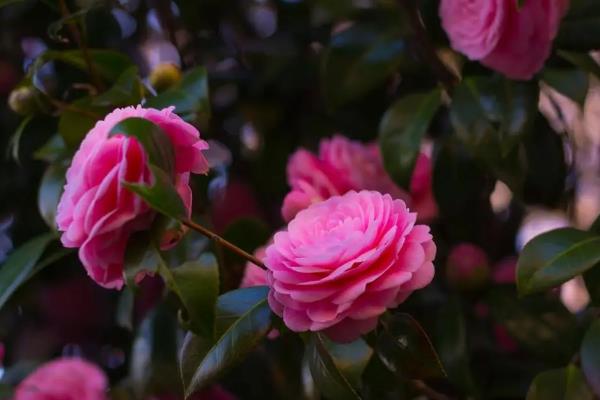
56 106 209 289
266 190 436 343
14 358 108 400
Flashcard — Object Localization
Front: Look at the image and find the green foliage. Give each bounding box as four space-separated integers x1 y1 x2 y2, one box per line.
526 366 594 400
517 228 600 295
581 320 600 396
379 89 441 187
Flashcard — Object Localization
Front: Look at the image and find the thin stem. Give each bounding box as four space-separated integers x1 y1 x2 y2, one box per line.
400 0 458 94
411 380 451 400
58 0 104 91
182 219 267 269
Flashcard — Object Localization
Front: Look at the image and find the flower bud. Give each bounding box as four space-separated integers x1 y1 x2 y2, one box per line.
8 86 39 116
149 63 182 92
446 243 490 291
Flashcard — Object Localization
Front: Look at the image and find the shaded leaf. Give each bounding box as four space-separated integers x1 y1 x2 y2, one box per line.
307 333 362 400
488 288 582 365
123 165 188 221
8 116 32 163
123 232 162 288
38 164 66 230
558 50 600 80
179 332 213 391
379 89 441 187
322 23 413 109
92 67 144 107
162 254 220 337
323 337 373 390
517 228 600 295
215 286 269 337
146 67 210 121
581 319 600 396
184 297 272 397
57 97 106 148
376 313 446 380
526 365 594 400
0 233 55 310
542 68 588 107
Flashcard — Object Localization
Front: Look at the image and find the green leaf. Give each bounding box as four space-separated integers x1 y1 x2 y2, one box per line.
184 296 272 397
433 298 477 395
214 286 269 337
322 23 413 109
130 304 180 398
376 313 446 380
0 233 55 310
146 66 210 121
517 228 600 295
450 76 537 195
162 253 219 337
92 67 144 107
322 337 373 390
179 332 213 391
307 333 362 400
487 288 582 365
556 10 600 52
542 68 589 107
32 49 134 84
379 89 441 188
116 288 135 331
526 366 594 400
123 165 188 221
7 116 32 163
581 319 600 396
558 50 600 80
122 232 162 288
109 117 176 178
57 97 106 148
38 164 66 230
0 0 24 7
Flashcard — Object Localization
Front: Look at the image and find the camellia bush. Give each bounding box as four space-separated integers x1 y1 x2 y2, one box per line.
2 0 600 399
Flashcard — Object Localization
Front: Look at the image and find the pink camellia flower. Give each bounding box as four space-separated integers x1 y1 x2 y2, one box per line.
14 358 107 400
266 190 436 343
282 135 437 222
56 106 209 289
440 0 569 80
241 246 268 288
446 243 490 291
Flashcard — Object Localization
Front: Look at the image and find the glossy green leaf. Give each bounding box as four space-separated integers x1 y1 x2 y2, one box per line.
38 164 66 230
123 166 188 221
379 89 441 188
433 298 477 395
581 319 600 396
130 304 180 398
8 116 32 163
0 233 55 310
179 332 213 391
322 23 413 108
307 333 362 400
517 228 600 295
57 97 106 148
92 67 144 107
215 286 269 337
542 68 588 107
450 76 537 195
146 67 210 121
109 117 176 178
162 254 219 337
184 297 272 397
376 313 446 380
526 366 594 400
32 49 133 84
122 232 161 288
322 337 373 390
488 288 582 364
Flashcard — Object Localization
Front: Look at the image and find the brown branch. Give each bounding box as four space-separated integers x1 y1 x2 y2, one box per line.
400 0 458 94
58 0 104 91
182 219 267 269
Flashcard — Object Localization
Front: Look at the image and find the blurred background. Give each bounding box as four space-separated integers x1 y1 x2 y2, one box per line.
1 0 600 399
